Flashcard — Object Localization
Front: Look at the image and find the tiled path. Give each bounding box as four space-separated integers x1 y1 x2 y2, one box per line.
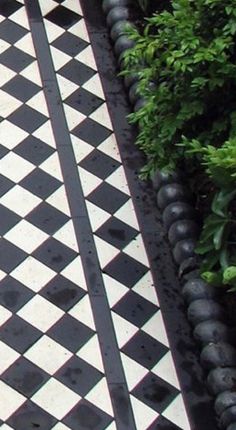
0 1 216 429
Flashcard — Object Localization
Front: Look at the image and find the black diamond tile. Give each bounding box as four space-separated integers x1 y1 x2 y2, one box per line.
47 314 94 352
0 0 22 17
80 149 120 180
63 399 113 430
87 182 129 215
0 174 15 196
0 46 34 73
132 372 179 414
26 202 69 235
0 144 9 159
0 204 20 234
103 252 148 288
52 32 88 57
59 59 95 86
147 415 182 430
122 331 168 369
14 136 55 165
8 105 47 133
0 238 26 273
0 276 33 312
72 118 111 146
95 217 138 249
0 315 41 353
65 88 103 116
20 168 62 199
0 19 27 44
113 291 157 327
2 75 41 102
55 355 103 396
7 400 56 430
1 356 49 397
33 237 77 272
40 275 85 311
45 5 81 29
54 0 65 3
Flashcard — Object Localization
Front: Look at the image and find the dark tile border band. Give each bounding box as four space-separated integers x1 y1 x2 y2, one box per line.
24 2 136 429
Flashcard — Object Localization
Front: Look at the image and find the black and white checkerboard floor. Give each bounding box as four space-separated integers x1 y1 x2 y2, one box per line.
0 1 194 429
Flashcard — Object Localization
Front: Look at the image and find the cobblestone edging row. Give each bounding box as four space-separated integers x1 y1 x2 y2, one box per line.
101 0 236 429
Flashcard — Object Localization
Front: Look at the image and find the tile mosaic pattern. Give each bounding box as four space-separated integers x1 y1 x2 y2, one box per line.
0 0 191 429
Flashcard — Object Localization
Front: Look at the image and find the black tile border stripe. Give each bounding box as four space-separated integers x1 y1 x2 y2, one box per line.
79 1 218 429
24 2 136 429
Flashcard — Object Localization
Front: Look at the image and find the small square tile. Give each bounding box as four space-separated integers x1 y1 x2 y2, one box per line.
25 335 72 375
0 20 27 44
55 355 103 396
2 75 40 102
45 5 81 29
0 0 22 17
0 381 25 421
1 185 41 217
0 276 33 312
32 378 80 420
5 219 48 253
40 275 85 311
63 399 112 430
65 88 103 116
104 252 148 288
47 314 94 352
8 400 56 430
58 59 95 86
17 295 64 333
0 315 42 353
132 372 179 414
122 331 168 370
80 150 120 180
8 105 47 133
1 356 50 397
95 217 138 249
0 205 20 235
113 291 157 328
0 46 34 73
0 239 26 273
0 152 35 183
52 32 88 57
33 237 77 272
14 135 55 165
20 168 62 199
87 182 129 215
26 202 69 235
11 256 56 292
72 118 111 147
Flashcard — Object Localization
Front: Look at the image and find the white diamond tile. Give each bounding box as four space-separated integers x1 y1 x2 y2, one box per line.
43 20 64 43
98 134 121 163
78 166 102 197
57 74 78 100
0 40 10 54
89 103 113 130
0 120 27 149
63 104 86 130
33 120 56 148
50 46 71 71
40 152 63 181
115 198 139 230
123 234 149 267
111 312 138 349
121 353 148 391
0 90 21 118
163 394 191 430
0 65 15 86
132 271 159 306
85 200 110 232
61 256 87 290
63 0 83 15
86 378 114 417
0 382 26 421
51 424 71 430
0 425 14 430
4 220 48 253
94 236 119 268
71 135 94 164
69 19 89 42
152 351 180 390
53 220 79 252
1 186 41 217
27 91 49 116
82 73 105 99
106 166 130 195
76 45 97 71
20 61 42 86
32 377 80 420
25 335 72 374
14 33 36 57
0 341 20 374
39 0 58 16
130 395 158 430
17 295 64 332
10 7 30 30
46 185 71 216
142 311 169 347
69 295 95 330
77 334 104 373
0 306 12 328
11 256 56 292
105 423 117 430
0 152 35 183
103 274 129 308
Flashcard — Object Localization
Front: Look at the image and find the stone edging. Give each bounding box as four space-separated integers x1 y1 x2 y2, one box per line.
101 1 236 429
